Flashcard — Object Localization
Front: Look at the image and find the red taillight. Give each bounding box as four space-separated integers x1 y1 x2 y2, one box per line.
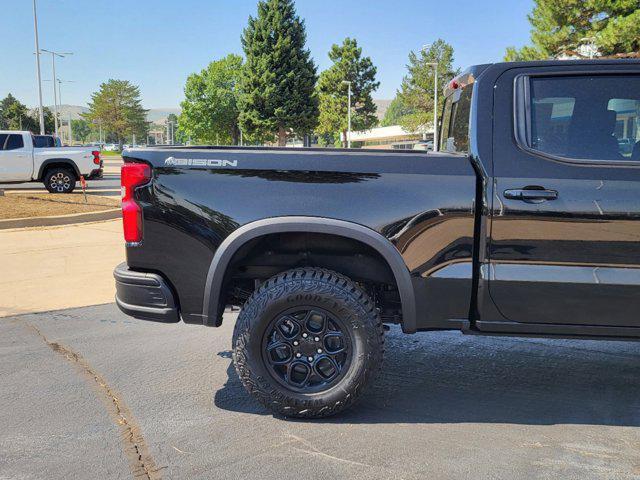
92 150 101 165
121 163 151 244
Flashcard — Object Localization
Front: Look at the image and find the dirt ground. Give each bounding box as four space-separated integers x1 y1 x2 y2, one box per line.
0 192 120 220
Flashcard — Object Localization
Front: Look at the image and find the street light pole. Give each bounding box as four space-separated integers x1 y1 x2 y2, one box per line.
45 78 75 142
421 62 439 151
422 44 439 152
40 49 73 137
32 0 45 134
341 80 352 148
432 64 438 151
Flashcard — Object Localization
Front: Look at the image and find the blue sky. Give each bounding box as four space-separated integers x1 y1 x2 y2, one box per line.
1 0 533 108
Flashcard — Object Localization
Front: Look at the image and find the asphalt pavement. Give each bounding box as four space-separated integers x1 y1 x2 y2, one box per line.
2 304 639 480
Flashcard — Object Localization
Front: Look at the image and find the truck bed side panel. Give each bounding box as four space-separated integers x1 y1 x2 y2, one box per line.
124 149 477 328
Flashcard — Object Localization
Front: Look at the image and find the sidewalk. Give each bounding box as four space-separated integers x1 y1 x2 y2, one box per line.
102 155 123 175
0 220 124 317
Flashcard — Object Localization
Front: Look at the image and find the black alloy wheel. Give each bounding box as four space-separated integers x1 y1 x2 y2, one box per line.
232 268 384 418
262 307 352 393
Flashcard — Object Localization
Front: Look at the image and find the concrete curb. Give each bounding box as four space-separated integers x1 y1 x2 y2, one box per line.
0 209 121 230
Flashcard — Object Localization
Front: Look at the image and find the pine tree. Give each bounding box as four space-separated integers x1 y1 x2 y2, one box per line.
505 0 640 61
316 38 380 147
239 0 318 146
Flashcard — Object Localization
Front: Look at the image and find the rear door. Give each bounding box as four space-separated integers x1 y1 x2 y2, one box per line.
489 65 640 329
0 133 33 181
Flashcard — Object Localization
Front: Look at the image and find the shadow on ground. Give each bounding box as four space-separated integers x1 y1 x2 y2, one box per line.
214 328 640 426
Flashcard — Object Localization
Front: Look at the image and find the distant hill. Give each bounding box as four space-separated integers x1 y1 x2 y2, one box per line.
373 99 392 121
51 102 392 125
52 104 181 125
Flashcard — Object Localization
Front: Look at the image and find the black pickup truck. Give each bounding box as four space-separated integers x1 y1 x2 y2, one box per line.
115 59 640 417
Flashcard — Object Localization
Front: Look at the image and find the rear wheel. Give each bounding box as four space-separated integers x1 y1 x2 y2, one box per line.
44 167 77 194
232 268 384 418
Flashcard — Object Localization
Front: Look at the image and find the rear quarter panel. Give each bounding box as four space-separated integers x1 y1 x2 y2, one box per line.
124 148 477 325
34 147 95 177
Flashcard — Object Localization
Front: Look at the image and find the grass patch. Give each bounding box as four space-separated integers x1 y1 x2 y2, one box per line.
0 192 120 220
100 150 123 157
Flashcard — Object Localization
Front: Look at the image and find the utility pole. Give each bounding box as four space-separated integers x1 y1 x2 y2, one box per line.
40 49 73 137
341 80 352 148
32 0 45 134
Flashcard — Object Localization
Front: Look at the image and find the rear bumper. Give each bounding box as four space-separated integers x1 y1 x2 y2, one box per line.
86 167 103 179
113 262 179 323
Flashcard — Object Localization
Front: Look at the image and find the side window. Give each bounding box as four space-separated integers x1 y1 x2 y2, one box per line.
525 75 640 161
441 86 473 154
531 97 575 156
0 134 8 150
4 134 24 151
609 98 640 158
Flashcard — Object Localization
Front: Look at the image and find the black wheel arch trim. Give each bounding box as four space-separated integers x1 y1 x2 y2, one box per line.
201 216 418 333
37 158 81 180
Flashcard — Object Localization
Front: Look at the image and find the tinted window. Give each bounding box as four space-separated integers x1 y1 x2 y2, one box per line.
441 85 473 153
4 134 24 150
34 135 52 148
440 97 453 151
0 134 7 150
527 75 640 161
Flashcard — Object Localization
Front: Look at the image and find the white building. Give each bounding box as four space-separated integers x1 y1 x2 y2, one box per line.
346 125 432 150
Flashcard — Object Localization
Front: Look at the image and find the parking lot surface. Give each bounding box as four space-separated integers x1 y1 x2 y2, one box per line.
1 304 639 480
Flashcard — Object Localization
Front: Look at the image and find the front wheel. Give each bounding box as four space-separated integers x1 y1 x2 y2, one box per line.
44 168 77 194
232 268 384 418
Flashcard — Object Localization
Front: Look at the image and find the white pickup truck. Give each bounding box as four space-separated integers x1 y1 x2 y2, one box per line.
0 131 103 193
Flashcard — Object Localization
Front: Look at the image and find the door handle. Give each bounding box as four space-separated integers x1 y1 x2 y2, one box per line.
504 188 558 202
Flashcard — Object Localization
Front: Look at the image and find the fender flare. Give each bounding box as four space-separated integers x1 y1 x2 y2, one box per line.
37 158 81 181
201 216 417 333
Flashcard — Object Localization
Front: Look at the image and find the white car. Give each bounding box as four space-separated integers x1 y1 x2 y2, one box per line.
103 143 119 151
413 140 434 151
0 131 103 193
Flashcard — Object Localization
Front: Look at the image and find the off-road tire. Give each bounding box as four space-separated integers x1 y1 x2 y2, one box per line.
232 268 384 418
44 167 77 194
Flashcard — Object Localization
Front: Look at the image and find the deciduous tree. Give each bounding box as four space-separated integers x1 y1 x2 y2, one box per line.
381 96 415 127
179 54 243 145
84 79 149 149
397 40 458 134
0 94 33 131
71 119 91 142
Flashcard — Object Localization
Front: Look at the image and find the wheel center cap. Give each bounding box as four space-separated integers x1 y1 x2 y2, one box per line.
298 337 318 356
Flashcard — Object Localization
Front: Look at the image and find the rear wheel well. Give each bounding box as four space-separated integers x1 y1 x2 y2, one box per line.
39 160 79 181
221 232 402 324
